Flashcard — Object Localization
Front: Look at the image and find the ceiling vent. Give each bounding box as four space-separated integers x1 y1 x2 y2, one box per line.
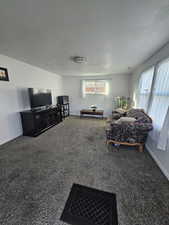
71 56 87 64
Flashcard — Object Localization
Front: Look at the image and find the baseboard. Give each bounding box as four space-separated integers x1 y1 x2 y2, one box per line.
0 134 22 147
70 114 80 117
146 144 169 180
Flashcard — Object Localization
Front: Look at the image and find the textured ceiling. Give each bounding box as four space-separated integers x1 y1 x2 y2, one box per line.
0 0 169 76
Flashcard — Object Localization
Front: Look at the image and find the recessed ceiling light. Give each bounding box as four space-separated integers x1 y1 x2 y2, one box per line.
70 56 87 64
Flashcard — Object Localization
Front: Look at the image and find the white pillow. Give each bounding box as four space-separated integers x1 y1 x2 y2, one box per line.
116 117 136 124
115 108 126 114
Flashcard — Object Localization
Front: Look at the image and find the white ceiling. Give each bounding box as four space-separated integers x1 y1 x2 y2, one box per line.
0 0 169 76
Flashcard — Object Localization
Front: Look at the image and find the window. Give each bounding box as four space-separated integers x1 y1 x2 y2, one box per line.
138 67 154 112
83 80 108 95
148 59 169 131
138 58 169 132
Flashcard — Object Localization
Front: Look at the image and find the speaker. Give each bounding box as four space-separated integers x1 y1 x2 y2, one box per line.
57 96 69 105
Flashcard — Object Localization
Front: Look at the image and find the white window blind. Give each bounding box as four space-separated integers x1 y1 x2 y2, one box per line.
148 59 169 131
138 67 154 111
83 80 108 95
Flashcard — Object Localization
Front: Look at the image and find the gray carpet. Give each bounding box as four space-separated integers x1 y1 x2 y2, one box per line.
0 117 169 225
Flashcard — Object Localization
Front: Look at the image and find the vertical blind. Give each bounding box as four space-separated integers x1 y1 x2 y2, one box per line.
149 59 169 131
138 67 154 112
138 58 169 132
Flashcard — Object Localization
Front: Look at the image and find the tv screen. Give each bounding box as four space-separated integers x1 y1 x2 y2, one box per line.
28 88 52 108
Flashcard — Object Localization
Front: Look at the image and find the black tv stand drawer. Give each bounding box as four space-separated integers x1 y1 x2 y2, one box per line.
20 106 62 137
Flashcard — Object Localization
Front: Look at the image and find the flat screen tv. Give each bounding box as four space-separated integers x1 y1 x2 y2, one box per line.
28 88 52 109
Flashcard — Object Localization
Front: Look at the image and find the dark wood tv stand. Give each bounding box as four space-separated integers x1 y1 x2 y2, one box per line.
20 106 62 137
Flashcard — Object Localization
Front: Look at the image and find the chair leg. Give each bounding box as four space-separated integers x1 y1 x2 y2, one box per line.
107 141 113 152
114 143 120 151
139 144 144 152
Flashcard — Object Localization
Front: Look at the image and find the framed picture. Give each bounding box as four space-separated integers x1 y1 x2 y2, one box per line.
0 67 9 81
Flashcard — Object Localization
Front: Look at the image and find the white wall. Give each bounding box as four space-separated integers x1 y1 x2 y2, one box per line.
0 54 63 145
63 74 130 117
131 42 169 180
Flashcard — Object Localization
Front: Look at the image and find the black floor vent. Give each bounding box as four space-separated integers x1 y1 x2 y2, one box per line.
60 183 118 225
